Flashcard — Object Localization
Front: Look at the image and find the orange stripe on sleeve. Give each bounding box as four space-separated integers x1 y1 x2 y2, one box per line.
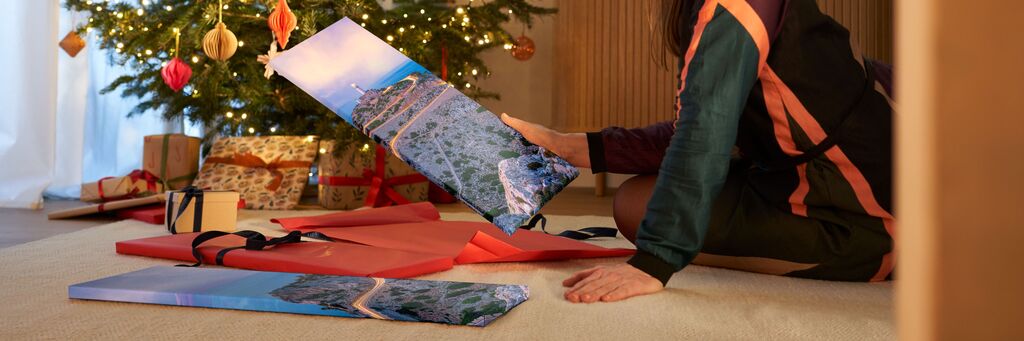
718 0 771 73
675 0 720 120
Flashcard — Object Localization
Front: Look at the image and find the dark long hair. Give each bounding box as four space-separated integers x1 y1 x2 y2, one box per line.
661 0 697 57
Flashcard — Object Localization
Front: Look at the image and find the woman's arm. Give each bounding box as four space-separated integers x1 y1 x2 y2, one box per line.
587 121 676 174
565 1 770 302
499 115 676 175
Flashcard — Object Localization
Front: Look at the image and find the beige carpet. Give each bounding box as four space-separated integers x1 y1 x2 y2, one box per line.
0 210 893 340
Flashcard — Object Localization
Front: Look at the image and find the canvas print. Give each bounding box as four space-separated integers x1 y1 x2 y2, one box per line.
69 266 529 327
270 18 579 234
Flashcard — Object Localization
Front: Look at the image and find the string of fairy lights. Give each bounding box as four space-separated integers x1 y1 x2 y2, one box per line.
79 0 514 72
68 0 542 137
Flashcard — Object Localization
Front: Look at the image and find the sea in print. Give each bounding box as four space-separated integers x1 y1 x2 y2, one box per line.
271 18 578 233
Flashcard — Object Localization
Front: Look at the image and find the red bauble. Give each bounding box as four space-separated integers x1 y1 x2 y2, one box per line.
511 35 535 61
268 0 298 49
161 57 192 92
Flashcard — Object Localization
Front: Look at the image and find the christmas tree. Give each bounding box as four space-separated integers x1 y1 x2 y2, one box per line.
64 0 555 148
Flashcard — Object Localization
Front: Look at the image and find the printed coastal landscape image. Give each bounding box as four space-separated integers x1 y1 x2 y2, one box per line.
270 18 578 234
69 267 529 327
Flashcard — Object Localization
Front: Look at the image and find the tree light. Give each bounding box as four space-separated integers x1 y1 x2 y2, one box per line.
226 112 234 118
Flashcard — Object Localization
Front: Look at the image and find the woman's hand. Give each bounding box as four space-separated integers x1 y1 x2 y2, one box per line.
563 263 664 303
500 113 591 168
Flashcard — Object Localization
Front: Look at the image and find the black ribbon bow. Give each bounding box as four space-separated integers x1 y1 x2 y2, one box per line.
166 186 205 234
518 214 618 240
177 229 327 267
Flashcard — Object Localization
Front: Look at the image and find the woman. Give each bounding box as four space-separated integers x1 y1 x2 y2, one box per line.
501 0 894 303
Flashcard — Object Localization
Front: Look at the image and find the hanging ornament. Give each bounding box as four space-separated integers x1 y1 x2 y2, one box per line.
58 31 86 58
256 36 281 79
511 35 535 61
162 30 192 92
202 0 238 61
267 0 298 49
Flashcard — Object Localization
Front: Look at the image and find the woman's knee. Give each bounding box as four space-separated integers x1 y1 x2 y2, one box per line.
612 175 657 244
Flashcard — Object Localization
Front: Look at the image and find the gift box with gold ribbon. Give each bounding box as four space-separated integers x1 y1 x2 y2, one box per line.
80 169 165 203
318 140 428 210
192 136 317 210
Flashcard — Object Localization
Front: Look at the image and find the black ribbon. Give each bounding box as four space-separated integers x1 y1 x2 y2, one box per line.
166 186 205 234
518 214 618 240
177 230 307 267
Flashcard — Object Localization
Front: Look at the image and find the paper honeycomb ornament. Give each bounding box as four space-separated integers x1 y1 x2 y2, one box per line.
59 31 86 58
267 0 298 49
203 22 238 61
161 57 193 92
511 35 535 61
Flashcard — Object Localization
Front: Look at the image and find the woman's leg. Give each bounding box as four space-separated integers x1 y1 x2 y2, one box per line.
611 163 891 281
612 175 658 243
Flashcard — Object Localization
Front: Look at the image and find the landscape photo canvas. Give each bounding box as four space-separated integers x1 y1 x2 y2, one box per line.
270 18 578 234
69 266 529 327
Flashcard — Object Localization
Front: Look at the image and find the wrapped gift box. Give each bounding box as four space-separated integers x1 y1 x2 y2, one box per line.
166 188 240 234
143 134 201 190
318 140 428 210
192 136 317 210
80 170 164 202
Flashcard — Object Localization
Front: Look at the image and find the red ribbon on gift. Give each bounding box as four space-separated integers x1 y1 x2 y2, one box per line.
204 152 313 192
318 145 428 208
96 169 163 202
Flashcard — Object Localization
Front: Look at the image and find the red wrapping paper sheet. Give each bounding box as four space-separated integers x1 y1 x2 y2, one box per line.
116 204 165 224
116 203 632 279
116 233 454 278
270 203 635 264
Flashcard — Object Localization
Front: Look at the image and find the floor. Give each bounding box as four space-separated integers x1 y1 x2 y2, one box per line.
0 187 615 249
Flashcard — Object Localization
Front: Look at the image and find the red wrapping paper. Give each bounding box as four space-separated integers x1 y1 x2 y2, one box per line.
116 204 166 224
271 202 635 264
116 233 454 278
116 203 632 278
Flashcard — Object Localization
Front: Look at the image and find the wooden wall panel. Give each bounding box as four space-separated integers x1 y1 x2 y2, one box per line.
816 0 894 63
554 0 676 132
554 0 894 133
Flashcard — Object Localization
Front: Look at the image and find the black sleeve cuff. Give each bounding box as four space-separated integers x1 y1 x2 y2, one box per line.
586 131 607 174
627 250 677 286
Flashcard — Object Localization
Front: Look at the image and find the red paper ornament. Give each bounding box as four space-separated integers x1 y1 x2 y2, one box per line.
511 35 535 61
161 57 192 92
268 0 298 49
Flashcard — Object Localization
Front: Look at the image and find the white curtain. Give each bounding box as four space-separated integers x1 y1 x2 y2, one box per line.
0 1 60 209
0 1 178 208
